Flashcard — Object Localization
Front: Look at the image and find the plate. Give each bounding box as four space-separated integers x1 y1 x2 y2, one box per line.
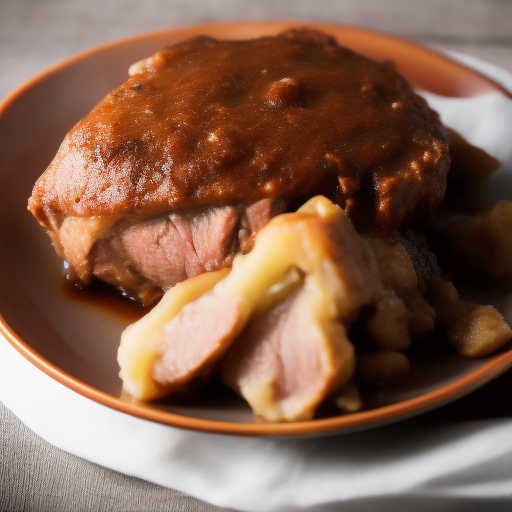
1 21 512 437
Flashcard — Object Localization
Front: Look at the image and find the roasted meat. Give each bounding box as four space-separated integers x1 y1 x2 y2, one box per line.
28 28 450 304
72 198 285 305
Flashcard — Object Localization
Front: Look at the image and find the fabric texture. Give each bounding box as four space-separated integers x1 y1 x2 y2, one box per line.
0 402 234 512
2 357 512 512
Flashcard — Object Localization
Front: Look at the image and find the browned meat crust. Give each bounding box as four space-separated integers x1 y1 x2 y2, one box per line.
28 28 449 233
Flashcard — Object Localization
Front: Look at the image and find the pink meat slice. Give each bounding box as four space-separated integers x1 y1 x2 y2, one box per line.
120 205 239 288
152 291 245 390
219 289 344 420
87 198 286 305
150 284 349 418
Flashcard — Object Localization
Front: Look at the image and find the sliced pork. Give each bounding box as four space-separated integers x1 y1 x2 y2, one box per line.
61 198 286 305
152 291 246 391
219 286 355 422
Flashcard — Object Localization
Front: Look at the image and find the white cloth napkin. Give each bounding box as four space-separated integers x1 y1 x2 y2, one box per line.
2 53 512 512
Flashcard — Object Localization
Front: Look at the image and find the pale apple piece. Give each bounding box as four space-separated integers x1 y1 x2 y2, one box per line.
430 276 512 357
357 350 410 388
363 234 436 351
332 380 363 413
433 200 512 284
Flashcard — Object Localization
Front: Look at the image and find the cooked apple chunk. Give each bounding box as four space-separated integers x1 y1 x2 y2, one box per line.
430 276 512 357
432 200 512 285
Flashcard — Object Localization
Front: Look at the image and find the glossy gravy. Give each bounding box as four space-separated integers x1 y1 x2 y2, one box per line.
30 28 449 230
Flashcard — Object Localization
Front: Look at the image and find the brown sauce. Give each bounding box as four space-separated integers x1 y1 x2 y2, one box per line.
30 28 449 230
61 277 147 324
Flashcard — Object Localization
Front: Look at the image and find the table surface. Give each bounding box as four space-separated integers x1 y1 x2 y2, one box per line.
1 1 512 511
